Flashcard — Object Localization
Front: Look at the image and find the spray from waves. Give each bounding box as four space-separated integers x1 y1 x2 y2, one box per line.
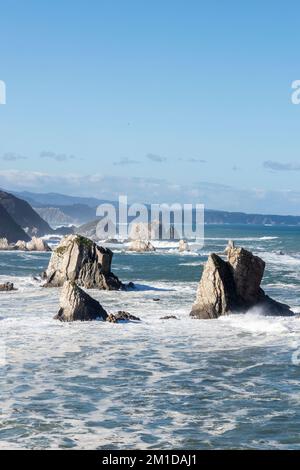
260 251 300 267
219 306 293 335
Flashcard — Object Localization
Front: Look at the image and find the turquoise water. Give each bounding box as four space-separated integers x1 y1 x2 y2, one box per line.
0 225 300 449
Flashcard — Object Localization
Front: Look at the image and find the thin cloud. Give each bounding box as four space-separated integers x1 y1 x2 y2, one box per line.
40 151 77 162
2 152 27 161
113 157 140 166
263 160 300 172
146 153 167 163
178 157 206 163
1 169 300 215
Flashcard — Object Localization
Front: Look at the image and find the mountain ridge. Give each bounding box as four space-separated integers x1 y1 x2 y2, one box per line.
8 190 300 227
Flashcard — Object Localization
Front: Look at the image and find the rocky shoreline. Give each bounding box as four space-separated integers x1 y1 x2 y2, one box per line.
0 236 51 252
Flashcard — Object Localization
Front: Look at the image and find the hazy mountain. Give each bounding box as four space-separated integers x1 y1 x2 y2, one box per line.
204 209 300 225
6 190 300 230
0 204 30 243
13 191 111 208
0 190 53 237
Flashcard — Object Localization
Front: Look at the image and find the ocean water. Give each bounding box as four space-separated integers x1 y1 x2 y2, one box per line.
1 224 300 449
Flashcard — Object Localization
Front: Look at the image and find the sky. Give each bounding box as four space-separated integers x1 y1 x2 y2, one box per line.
1 0 300 214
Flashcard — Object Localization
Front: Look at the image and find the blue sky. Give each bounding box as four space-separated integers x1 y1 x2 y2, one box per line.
1 0 300 213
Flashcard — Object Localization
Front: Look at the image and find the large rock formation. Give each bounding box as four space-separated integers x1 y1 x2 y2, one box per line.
55 281 108 321
190 241 294 319
43 234 123 289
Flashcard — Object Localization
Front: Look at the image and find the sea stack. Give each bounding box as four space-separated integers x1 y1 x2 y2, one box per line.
190 240 294 319
55 280 108 321
43 234 123 290
178 239 190 252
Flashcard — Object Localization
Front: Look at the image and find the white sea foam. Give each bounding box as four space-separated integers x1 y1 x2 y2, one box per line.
1 244 300 449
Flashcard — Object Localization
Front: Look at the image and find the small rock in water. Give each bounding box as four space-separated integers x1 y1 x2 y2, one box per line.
128 240 156 252
160 315 178 320
0 282 16 292
153 298 160 302
106 311 141 323
178 239 190 252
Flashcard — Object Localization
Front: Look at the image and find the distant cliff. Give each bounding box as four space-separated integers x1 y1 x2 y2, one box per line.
0 204 30 243
0 190 53 236
10 190 300 227
204 209 300 225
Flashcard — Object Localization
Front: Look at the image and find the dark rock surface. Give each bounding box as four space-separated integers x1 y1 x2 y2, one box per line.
54 280 108 322
106 311 141 323
190 241 294 319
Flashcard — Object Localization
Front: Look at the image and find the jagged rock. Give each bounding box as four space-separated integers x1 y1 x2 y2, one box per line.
190 254 237 319
15 240 28 251
190 241 294 319
106 311 141 323
0 238 9 250
178 239 190 252
43 234 123 290
25 236 51 252
128 240 156 252
55 281 108 322
128 221 180 241
0 282 16 292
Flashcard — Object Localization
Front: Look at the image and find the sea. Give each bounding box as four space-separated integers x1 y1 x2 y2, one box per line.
1 224 300 449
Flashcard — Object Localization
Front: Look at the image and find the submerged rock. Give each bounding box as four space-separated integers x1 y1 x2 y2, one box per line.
160 315 178 320
128 240 156 252
106 311 141 323
0 282 16 292
55 280 108 322
190 241 294 319
43 234 123 290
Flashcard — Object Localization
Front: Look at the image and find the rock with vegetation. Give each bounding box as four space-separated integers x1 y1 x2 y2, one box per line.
190 240 294 319
54 280 108 322
43 234 123 289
